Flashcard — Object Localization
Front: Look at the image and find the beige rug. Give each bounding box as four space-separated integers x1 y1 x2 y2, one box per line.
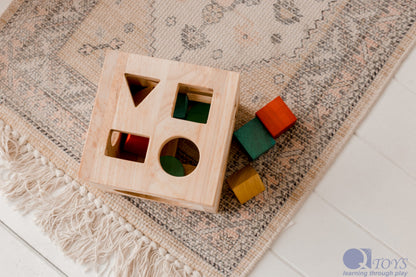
0 0 415 276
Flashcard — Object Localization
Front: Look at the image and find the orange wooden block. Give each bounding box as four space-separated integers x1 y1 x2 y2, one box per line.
255 96 296 138
123 134 150 160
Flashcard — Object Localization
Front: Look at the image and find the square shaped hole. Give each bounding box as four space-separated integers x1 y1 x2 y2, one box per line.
105 130 149 163
173 83 213 124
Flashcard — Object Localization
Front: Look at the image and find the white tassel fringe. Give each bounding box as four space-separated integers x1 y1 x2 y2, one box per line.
0 120 201 277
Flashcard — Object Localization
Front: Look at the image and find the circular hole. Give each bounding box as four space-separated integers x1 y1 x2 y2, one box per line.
159 138 199 177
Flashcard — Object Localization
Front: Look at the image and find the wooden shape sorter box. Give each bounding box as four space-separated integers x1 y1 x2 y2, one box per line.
78 51 240 212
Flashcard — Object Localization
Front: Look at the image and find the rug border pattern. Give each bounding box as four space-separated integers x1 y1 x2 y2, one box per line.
0 1 415 276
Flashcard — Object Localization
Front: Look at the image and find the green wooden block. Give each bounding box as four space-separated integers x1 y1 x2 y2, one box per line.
160 156 185 177
185 102 211 123
233 117 276 160
173 93 188 119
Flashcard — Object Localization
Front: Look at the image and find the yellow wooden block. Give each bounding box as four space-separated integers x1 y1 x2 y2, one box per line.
227 165 265 204
182 164 196 175
160 138 178 157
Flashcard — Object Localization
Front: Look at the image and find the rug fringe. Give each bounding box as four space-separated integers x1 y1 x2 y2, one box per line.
0 120 201 277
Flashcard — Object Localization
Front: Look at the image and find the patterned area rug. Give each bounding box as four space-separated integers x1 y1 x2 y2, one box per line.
0 0 415 276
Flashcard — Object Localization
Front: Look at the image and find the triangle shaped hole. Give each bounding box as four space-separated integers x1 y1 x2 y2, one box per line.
125 73 160 107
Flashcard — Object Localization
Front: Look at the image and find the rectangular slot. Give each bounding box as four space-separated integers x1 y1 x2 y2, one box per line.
173 83 213 124
105 129 149 163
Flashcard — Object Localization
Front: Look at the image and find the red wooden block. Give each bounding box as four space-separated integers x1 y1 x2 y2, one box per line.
122 134 149 158
256 96 297 138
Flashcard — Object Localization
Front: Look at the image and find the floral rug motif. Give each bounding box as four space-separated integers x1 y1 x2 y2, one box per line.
0 0 415 276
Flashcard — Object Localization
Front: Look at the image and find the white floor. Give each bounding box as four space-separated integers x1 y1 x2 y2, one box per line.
1 2 415 276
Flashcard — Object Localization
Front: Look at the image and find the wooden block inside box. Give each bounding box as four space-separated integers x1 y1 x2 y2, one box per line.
78 50 240 212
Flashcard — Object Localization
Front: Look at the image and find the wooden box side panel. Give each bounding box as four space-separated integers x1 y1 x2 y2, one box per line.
79 51 128 182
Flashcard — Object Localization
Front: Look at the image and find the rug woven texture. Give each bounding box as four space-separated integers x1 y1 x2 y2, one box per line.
1 0 415 276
